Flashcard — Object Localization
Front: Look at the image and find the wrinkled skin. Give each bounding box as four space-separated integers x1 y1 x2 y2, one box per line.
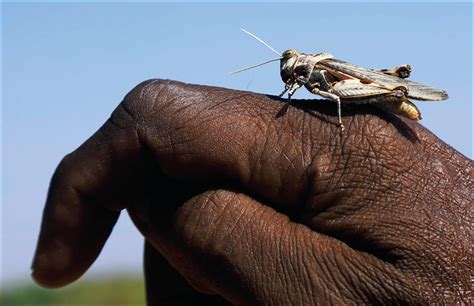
32 79 473 305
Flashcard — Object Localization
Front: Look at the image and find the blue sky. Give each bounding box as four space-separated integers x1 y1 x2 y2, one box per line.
3 2 472 288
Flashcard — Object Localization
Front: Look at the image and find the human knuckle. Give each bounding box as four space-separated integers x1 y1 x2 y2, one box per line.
177 191 237 245
51 153 76 187
119 79 189 125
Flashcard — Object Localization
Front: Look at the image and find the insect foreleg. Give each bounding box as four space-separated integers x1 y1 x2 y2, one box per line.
277 81 302 117
278 82 291 97
288 82 302 98
309 86 344 132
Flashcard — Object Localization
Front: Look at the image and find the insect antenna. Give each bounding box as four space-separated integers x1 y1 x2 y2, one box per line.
229 57 282 74
240 28 281 56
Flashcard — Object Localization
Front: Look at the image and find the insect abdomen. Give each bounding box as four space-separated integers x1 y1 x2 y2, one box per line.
383 100 421 120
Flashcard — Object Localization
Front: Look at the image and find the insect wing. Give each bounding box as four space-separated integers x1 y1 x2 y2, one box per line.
320 59 448 101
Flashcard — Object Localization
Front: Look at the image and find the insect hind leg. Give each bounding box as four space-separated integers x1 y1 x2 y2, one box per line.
347 88 421 120
376 64 412 79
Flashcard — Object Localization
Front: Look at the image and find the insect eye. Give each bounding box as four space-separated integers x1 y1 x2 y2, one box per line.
282 49 294 58
283 49 299 59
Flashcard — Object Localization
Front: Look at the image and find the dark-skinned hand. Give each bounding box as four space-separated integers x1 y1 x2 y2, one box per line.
32 80 472 305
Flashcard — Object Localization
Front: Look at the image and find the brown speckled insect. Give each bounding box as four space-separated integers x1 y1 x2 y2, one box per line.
231 29 448 132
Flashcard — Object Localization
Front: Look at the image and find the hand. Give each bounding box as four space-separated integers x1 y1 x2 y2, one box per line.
32 79 472 304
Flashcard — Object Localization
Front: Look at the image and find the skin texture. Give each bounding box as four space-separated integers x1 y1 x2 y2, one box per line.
32 79 473 305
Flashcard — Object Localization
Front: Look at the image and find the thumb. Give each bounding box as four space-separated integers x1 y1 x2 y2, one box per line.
129 190 420 305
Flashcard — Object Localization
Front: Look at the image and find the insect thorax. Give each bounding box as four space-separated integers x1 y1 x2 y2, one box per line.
280 53 334 85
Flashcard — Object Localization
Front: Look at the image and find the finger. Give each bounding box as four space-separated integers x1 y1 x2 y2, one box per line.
131 190 422 305
32 184 119 288
32 105 151 287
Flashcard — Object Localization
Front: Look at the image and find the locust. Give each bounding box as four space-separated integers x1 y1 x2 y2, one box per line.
231 29 448 132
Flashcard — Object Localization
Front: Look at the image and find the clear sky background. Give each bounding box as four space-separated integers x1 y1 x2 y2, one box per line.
3 2 472 289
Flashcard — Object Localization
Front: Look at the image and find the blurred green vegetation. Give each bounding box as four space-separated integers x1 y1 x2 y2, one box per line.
1 276 146 306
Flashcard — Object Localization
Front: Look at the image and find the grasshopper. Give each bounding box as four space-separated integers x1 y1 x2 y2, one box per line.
231 29 448 132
